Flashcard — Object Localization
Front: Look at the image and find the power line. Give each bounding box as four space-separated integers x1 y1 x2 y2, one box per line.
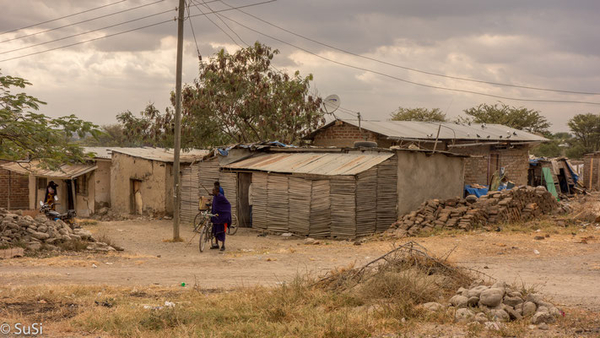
218 0 600 97
215 13 600 106
0 8 176 55
1 0 166 44
0 0 127 36
0 1 276 63
195 0 247 46
185 1 201 60
189 0 239 47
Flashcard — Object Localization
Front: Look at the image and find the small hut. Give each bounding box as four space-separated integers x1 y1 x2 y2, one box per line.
221 149 399 239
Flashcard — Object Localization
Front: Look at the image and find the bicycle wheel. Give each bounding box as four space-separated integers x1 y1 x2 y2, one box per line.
193 213 204 232
228 214 239 235
199 225 210 252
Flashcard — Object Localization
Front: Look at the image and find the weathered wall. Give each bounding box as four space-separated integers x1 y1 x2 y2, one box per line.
110 153 170 216
396 151 465 216
94 160 112 208
450 145 530 187
583 153 600 190
312 121 394 148
0 163 29 210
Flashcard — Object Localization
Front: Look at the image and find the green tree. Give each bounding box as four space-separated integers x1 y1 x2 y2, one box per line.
461 102 551 134
119 43 324 148
80 124 143 147
390 107 446 122
117 104 173 147
0 71 99 168
566 113 600 159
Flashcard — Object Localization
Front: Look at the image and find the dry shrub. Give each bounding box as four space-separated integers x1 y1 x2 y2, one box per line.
316 241 474 319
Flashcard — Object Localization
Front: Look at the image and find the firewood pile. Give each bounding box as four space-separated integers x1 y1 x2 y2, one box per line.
389 186 561 237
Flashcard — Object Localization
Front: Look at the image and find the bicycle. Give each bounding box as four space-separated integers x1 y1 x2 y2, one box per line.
193 210 238 236
194 210 216 252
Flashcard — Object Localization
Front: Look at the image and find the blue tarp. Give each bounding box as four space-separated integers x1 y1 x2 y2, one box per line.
465 185 489 197
465 184 513 198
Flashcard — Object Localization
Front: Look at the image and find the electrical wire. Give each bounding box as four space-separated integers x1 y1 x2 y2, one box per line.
189 0 239 47
1 0 165 44
0 8 176 55
196 0 247 46
214 13 600 106
185 1 202 60
0 0 127 36
218 0 600 97
0 1 277 63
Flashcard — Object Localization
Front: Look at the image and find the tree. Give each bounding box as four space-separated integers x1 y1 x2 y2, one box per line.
80 124 143 147
390 107 446 122
566 113 600 159
120 43 324 148
0 71 99 168
461 102 551 135
117 104 174 147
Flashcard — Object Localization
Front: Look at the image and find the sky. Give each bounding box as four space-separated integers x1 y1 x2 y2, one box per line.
1 0 600 132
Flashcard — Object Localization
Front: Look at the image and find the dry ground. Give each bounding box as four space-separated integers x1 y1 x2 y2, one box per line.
1 218 600 311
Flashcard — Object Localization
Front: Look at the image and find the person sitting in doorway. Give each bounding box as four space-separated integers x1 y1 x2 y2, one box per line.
214 181 225 195
210 186 231 251
44 181 59 210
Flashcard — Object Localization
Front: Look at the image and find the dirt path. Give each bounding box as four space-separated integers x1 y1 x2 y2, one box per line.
1 219 599 311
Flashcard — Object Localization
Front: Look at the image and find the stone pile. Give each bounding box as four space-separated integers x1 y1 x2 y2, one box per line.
422 281 562 329
0 208 119 252
390 186 560 236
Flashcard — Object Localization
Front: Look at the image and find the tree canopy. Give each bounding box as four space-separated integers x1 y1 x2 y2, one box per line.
565 113 600 159
390 107 446 122
0 71 99 168
461 102 551 135
119 43 324 148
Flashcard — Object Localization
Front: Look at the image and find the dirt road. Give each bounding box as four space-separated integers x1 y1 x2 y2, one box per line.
1 219 599 311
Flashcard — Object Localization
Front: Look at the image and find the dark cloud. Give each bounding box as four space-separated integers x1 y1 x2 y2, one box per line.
2 0 600 132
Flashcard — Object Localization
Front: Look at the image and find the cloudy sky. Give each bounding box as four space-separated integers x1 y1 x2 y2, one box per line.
2 0 600 132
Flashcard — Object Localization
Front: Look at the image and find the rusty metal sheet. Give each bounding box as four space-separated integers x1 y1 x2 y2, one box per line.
1 161 97 179
110 147 208 163
223 152 394 176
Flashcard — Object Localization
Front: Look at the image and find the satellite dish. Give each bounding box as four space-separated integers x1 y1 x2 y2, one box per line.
323 94 340 114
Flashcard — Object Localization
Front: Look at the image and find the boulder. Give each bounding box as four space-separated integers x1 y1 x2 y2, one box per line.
522 301 537 317
503 295 524 308
423 302 444 312
455 308 474 322
490 309 510 322
479 288 504 308
531 311 556 325
30 231 50 240
467 285 489 298
449 295 469 308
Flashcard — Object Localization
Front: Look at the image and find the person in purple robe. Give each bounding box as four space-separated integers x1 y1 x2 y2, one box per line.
210 186 231 251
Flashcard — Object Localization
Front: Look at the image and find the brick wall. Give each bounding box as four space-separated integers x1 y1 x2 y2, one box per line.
451 145 530 187
312 121 394 147
0 165 29 210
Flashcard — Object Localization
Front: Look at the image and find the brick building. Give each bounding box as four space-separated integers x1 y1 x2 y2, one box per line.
0 161 29 210
306 119 547 187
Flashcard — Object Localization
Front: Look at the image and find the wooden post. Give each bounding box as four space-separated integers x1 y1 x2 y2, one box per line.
590 157 594 190
172 0 185 240
71 178 77 211
34 175 38 209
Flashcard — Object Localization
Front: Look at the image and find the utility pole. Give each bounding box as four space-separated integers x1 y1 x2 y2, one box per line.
173 0 185 240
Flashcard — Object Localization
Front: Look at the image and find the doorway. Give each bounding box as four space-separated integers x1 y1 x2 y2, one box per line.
237 173 252 227
130 179 143 215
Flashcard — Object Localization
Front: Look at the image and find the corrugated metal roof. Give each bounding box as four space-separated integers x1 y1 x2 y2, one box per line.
222 152 394 176
1 161 97 179
83 147 114 159
327 119 547 142
110 147 209 163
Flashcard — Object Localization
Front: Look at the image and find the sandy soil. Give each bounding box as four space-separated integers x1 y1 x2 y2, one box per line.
1 219 599 311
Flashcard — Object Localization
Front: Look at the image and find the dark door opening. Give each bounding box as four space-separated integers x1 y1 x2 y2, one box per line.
130 179 143 215
237 173 252 227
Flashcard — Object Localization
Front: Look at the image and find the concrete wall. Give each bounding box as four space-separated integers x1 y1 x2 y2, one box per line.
94 160 112 208
110 152 172 216
396 151 465 216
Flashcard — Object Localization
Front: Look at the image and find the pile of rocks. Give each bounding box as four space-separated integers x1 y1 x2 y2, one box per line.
435 281 562 329
390 186 560 236
0 208 120 252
